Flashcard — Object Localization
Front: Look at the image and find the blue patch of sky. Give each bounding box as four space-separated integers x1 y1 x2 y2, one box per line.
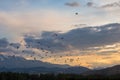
0 0 90 11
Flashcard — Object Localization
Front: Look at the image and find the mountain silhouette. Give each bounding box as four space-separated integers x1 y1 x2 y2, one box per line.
0 55 90 74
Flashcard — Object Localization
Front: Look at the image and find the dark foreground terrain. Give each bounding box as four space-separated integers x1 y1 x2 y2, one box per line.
0 65 120 80
0 72 120 80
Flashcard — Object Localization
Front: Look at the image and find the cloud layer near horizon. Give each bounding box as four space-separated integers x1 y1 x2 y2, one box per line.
1 23 120 54
0 0 120 68
24 23 120 52
0 23 120 68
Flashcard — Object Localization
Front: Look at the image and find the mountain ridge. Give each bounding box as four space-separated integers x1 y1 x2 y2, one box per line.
0 54 90 74
83 65 120 76
0 54 70 68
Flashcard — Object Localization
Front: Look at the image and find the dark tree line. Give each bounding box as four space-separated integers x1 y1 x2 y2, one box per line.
0 72 120 80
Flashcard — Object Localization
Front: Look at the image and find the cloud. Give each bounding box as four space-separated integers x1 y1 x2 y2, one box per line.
0 38 14 54
92 0 120 4
0 38 9 48
24 34 69 52
0 23 120 68
9 43 21 49
0 7 120 42
86 2 94 7
0 10 77 38
0 38 23 55
65 1 80 7
0 38 21 49
86 0 120 10
24 23 120 53
101 1 120 8
43 52 120 68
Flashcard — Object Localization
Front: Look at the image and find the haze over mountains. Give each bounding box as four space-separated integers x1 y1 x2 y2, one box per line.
0 54 120 75
0 54 90 74
0 23 120 74
83 65 120 76
0 1 120 80
0 54 70 68
22 23 120 68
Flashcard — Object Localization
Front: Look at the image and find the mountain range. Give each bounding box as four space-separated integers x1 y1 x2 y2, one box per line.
0 55 90 74
0 54 70 68
0 54 120 75
83 65 120 76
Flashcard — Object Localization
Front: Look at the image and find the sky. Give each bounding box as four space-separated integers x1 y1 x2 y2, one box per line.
0 0 120 69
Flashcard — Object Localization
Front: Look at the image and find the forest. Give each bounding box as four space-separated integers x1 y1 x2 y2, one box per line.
0 72 120 80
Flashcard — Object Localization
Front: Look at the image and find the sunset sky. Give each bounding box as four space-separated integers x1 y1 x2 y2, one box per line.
0 0 120 69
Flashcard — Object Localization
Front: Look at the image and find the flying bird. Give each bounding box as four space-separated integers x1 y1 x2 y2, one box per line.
16 46 20 49
34 57 36 60
75 12 78 15
22 50 24 53
60 37 64 40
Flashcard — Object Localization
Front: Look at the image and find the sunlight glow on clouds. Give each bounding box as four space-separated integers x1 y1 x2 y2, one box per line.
0 0 120 68
42 51 120 69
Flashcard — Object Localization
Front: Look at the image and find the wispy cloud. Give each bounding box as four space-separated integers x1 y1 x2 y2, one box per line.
0 10 77 32
86 2 94 7
65 1 80 7
101 1 120 8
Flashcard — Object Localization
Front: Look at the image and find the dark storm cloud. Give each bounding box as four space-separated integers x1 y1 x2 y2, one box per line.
101 1 120 8
24 23 120 52
24 34 69 52
65 1 80 7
